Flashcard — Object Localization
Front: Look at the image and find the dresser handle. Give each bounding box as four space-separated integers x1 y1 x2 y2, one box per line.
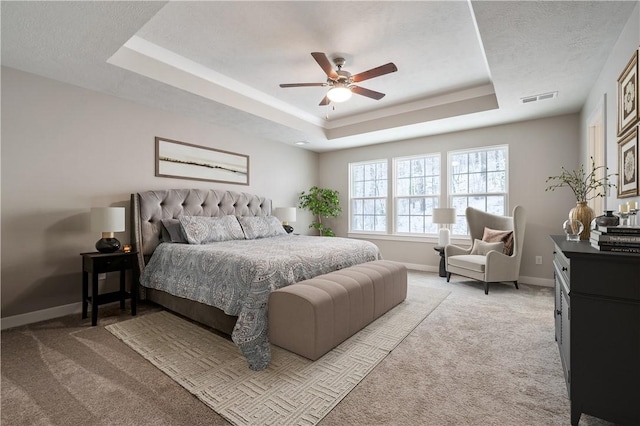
556 309 562 316
562 266 568 271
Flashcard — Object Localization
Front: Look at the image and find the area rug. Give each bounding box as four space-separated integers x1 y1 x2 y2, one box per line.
106 285 449 426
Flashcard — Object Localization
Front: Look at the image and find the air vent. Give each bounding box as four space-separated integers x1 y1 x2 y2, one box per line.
520 91 558 104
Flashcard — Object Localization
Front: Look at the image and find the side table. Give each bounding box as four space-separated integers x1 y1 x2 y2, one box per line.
433 246 446 277
81 251 139 326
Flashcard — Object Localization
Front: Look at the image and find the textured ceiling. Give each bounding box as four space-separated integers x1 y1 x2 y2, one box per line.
1 1 636 152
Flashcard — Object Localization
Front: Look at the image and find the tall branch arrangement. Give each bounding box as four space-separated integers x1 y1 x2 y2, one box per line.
545 157 617 202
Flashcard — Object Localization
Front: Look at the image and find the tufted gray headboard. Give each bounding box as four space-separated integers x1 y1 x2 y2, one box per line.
131 189 271 272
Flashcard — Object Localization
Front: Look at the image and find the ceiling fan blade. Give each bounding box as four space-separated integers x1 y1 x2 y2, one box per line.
351 63 398 83
311 52 339 80
319 95 331 106
279 83 327 88
351 85 386 100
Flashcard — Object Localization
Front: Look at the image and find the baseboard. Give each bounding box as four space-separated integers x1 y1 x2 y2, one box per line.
517 275 554 288
402 262 440 274
401 262 554 288
1 302 83 330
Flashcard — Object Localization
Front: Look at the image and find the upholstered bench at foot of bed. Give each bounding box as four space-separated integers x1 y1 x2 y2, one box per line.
268 260 408 361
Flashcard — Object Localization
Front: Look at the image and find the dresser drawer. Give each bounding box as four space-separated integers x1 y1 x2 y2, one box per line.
554 248 570 286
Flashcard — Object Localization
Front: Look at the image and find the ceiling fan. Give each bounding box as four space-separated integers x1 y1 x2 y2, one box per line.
279 52 398 106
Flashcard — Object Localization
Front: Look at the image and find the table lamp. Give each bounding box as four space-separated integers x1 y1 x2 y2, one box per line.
91 207 125 253
432 207 456 246
275 207 296 234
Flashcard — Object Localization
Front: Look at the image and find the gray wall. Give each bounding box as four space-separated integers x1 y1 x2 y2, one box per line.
580 2 639 212
1 67 318 318
318 114 580 284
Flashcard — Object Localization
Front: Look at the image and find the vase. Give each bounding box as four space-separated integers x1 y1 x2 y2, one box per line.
569 201 594 240
595 210 620 228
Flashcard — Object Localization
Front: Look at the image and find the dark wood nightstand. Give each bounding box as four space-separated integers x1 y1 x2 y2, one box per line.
433 246 446 277
81 251 139 326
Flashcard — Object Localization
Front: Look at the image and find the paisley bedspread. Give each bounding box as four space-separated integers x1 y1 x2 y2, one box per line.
140 234 381 370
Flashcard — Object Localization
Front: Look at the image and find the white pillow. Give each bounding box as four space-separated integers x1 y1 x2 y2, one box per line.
470 239 505 256
179 216 245 244
237 216 286 239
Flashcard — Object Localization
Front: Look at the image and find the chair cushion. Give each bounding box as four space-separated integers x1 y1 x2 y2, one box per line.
470 239 504 256
448 255 486 273
482 227 514 255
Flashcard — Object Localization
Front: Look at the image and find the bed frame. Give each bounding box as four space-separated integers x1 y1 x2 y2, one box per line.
131 188 271 335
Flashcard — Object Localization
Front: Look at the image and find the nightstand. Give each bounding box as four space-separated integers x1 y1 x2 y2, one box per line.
81 251 139 326
433 246 446 277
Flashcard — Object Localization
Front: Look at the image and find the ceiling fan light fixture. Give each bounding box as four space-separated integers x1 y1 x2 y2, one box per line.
327 85 352 103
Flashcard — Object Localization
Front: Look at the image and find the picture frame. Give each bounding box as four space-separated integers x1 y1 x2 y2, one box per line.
617 126 638 198
617 49 638 137
155 137 249 185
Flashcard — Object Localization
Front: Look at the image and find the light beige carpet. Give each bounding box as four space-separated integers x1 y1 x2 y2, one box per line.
105 285 449 426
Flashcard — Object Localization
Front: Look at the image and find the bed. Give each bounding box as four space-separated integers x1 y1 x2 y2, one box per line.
131 189 381 370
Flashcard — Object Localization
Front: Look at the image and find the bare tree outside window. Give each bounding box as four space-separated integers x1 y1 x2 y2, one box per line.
350 160 388 232
449 146 508 235
394 154 441 234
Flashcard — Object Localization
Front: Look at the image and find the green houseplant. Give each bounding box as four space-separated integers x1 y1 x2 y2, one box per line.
298 186 342 237
545 157 617 240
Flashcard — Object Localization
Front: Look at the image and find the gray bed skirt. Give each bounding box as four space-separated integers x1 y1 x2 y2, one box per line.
145 288 237 336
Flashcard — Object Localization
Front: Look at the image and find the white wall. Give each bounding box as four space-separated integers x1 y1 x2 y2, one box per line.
318 114 580 284
581 2 639 212
1 67 318 318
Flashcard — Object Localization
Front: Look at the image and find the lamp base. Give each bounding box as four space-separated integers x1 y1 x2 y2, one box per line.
438 228 451 247
283 225 294 234
95 238 121 253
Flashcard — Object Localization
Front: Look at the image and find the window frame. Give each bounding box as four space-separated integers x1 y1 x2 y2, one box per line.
392 153 441 236
347 145 509 241
348 158 390 234
447 145 509 236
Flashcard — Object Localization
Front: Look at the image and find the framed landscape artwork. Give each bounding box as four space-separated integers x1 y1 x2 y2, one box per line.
155 137 249 185
617 49 638 136
617 126 638 198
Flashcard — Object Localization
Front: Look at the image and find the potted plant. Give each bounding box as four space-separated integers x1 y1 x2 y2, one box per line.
545 157 617 240
298 186 342 237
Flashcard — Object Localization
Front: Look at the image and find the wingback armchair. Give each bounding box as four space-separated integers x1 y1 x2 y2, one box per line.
445 206 526 295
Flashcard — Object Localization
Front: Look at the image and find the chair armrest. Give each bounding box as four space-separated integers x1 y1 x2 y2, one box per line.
445 244 471 258
485 251 518 282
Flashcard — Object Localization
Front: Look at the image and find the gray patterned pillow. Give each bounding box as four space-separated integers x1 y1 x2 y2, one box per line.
237 216 287 239
179 216 245 244
160 219 188 243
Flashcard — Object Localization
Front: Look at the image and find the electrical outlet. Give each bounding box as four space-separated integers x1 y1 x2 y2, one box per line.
98 273 107 280
535 256 543 265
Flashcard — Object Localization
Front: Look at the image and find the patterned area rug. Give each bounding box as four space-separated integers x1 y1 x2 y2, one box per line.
106 285 449 426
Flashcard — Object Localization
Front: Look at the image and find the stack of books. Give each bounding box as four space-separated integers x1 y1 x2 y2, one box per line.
590 226 640 253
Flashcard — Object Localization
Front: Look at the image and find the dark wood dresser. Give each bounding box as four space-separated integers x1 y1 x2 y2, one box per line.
550 235 639 425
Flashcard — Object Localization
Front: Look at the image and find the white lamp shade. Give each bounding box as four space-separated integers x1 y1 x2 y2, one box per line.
432 208 456 224
275 207 296 223
91 207 125 232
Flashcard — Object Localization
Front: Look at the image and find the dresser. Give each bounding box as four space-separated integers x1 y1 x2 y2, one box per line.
551 235 639 425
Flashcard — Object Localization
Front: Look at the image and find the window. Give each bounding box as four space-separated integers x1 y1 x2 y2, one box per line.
350 160 388 232
449 146 508 235
394 154 441 234
348 145 509 238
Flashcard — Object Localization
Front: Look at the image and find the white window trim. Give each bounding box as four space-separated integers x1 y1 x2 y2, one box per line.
347 145 509 241
392 153 441 236
348 158 389 234
447 145 509 236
